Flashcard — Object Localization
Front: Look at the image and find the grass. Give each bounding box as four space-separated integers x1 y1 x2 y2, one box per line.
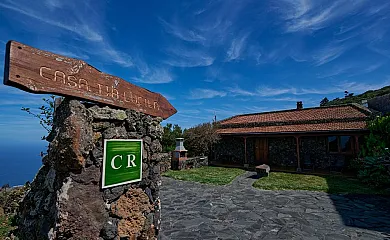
253 172 388 194
163 166 245 185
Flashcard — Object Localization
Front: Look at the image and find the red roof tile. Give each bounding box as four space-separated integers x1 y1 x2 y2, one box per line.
217 104 371 135
217 121 367 134
220 104 369 125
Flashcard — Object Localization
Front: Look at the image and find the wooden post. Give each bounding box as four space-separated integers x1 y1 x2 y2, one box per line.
354 135 360 155
295 136 301 172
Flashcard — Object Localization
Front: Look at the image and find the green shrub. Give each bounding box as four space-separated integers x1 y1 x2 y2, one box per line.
353 115 390 188
353 155 390 188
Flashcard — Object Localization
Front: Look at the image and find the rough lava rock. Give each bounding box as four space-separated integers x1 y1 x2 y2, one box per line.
16 99 163 240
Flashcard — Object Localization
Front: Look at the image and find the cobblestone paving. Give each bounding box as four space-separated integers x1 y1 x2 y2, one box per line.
160 171 390 240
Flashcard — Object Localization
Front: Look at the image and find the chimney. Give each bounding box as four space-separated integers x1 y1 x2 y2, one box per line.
174 138 187 151
296 101 303 110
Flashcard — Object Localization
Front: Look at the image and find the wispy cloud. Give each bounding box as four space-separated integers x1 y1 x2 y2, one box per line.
44 0 63 10
46 48 90 60
277 0 367 33
0 1 102 42
160 93 175 101
0 0 137 69
165 47 214 67
317 61 384 78
312 44 348 66
226 86 255 96
159 18 206 43
257 80 390 97
257 86 297 97
226 32 250 61
188 88 227 99
132 68 174 84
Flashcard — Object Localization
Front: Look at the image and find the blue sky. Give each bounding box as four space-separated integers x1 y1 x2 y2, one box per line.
1 0 390 145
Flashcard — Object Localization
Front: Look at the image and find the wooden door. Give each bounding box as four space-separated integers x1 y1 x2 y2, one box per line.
255 138 268 165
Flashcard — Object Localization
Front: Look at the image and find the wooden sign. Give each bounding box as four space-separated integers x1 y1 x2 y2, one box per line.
102 139 142 189
3 41 177 119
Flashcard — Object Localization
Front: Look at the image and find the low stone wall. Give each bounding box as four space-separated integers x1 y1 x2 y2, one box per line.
171 156 208 170
16 99 163 240
159 153 171 173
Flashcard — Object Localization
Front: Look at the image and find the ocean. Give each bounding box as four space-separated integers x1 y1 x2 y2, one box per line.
0 141 46 187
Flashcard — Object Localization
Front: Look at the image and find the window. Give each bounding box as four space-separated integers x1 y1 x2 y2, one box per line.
328 136 354 153
340 136 353 152
328 136 338 152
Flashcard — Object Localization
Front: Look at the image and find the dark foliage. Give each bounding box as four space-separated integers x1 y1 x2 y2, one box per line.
322 85 390 106
183 122 220 157
162 123 183 152
352 116 390 188
320 97 329 106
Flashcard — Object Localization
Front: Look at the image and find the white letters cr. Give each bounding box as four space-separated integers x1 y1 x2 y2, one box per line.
111 154 137 170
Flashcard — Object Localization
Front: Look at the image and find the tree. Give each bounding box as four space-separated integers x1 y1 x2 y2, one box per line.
183 122 220 157
161 123 183 152
21 95 56 140
320 97 329 106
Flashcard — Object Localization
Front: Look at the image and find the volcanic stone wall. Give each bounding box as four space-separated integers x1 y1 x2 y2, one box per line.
16 99 163 240
213 137 255 165
215 136 345 169
269 136 345 169
268 137 297 167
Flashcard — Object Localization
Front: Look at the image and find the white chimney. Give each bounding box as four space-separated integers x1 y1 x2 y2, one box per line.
174 138 187 152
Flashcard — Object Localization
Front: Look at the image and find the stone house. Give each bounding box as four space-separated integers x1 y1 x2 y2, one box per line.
214 102 372 172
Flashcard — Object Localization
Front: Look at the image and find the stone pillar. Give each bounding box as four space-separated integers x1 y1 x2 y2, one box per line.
16 99 164 240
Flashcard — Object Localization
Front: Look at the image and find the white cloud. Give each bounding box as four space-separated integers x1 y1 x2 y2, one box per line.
226 32 250 61
132 68 174 84
44 0 63 10
160 93 175 101
0 1 103 42
312 44 349 66
0 0 136 69
226 86 255 96
278 0 367 33
257 86 297 97
256 80 390 97
165 47 214 67
46 48 90 60
102 46 133 68
188 89 227 99
159 18 206 43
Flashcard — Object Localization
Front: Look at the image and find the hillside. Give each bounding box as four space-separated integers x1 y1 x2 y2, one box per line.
323 85 390 106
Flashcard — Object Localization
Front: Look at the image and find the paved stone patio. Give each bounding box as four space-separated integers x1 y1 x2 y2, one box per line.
160 171 390 240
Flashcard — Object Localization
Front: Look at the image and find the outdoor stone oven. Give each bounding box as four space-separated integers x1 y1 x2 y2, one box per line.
171 138 208 170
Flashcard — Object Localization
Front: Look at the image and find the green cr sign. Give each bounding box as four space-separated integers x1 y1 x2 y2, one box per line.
102 139 143 189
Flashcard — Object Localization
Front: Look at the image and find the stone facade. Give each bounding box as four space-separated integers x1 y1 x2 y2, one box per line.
213 137 256 165
16 99 164 240
171 156 208 170
268 137 297 167
214 136 349 170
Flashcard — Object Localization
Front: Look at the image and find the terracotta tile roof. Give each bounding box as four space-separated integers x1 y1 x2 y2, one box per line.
217 104 371 135
217 121 367 134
